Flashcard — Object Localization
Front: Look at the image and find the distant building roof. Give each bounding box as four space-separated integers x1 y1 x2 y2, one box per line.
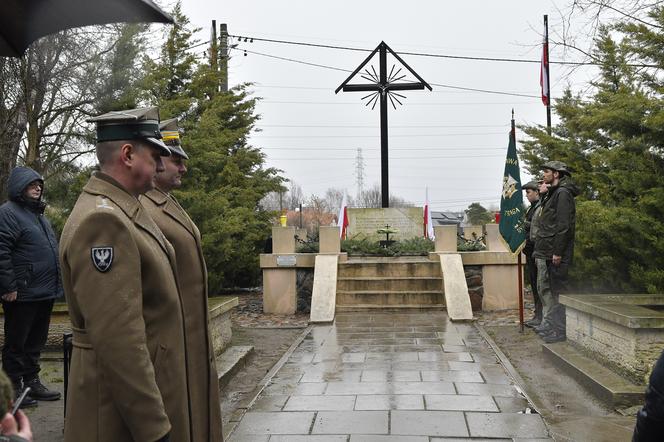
431 211 465 226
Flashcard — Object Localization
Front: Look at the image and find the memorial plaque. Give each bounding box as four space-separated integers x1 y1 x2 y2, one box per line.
346 207 423 240
276 255 297 267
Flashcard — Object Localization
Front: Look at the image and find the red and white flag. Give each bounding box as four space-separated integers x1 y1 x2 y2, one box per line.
540 25 550 106
337 193 349 239
423 187 435 240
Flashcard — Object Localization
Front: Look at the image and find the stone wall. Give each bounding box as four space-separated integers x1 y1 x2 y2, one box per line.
209 297 238 357
567 307 662 384
297 268 314 313
464 266 484 311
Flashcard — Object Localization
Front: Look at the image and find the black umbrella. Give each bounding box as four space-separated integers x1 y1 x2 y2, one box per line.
1 0 173 57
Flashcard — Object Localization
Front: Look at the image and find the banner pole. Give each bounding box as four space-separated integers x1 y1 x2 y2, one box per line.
544 14 552 134
518 252 524 332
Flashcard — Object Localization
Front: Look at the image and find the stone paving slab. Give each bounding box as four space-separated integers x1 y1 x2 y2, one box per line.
350 436 428 442
233 411 315 435
284 395 356 411
355 394 424 410
313 411 388 434
391 410 468 437
466 412 550 438
424 394 499 411
228 311 550 441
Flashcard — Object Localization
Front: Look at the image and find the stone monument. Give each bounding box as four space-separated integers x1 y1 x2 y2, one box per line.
346 207 422 241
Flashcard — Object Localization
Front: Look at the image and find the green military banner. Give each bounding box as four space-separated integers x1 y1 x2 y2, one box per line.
498 117 526 254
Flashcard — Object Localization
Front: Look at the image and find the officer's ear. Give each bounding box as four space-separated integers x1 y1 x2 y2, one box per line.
119 142 137 166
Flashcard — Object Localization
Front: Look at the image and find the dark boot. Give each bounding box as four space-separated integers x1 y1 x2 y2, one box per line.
534 321 552 334
13 381 38 408
543 330 566 344
525 316 542 328
25 377 61 401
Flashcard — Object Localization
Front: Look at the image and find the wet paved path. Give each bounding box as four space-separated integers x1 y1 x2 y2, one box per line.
229 311 552 441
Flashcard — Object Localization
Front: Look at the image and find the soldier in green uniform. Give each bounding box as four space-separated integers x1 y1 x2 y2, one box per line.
59 108 192 442
140 119 223 441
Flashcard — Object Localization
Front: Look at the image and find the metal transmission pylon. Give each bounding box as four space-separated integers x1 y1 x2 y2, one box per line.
355 147 365 198
336 41 432 208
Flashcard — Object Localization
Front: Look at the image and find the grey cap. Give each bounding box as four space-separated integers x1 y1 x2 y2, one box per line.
541 160 570 176
87 107 170 156
522 180 539 191
159 118 189 159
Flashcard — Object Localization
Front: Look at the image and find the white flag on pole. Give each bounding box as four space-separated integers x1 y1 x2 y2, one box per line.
424 187 435 240
337 193 349 239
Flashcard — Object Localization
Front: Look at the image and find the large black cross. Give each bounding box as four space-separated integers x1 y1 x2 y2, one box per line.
336 41 432 208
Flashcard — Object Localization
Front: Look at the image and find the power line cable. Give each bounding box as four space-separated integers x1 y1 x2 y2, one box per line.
254 132 506 138
259 146 506 151
261 100 536 106
231 34 560 64
257 123 509 128
230 33 642 67
230 48 556 99
265 153 504 160
230 47 351 72
429 83 539 99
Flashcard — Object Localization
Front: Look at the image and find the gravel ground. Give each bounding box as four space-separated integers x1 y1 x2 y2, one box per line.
9 294 639 441
481 309 637 442
9 292 307 441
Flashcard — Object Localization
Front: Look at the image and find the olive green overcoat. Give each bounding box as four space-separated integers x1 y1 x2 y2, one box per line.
59 173 192 442
141 188 223 442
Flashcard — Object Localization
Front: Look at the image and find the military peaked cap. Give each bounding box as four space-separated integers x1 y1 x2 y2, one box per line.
87 107 170 156
159 118 189 159
522 180 539 191
541 160 571 176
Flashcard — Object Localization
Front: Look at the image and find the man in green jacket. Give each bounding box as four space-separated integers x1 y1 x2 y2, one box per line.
522 180 542 327
532 161 580 343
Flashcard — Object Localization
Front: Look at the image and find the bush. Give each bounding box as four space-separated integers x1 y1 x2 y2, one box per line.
571 201 664 293
340 237 434 256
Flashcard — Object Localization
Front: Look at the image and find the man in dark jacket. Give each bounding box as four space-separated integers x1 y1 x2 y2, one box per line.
522 180 542 327
633 349 664 441
532 161 580 343
0 167 62 407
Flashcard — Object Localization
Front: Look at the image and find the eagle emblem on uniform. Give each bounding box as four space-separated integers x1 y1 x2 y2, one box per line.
502 174 518 199
91 247 113 272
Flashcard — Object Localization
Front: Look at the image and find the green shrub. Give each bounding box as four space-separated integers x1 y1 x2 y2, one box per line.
340 237 434 256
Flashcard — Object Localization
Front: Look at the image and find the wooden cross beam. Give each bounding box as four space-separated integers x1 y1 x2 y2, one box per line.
336 41 432 208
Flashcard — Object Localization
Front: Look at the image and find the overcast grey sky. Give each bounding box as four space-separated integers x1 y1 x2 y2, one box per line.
180 0 598 211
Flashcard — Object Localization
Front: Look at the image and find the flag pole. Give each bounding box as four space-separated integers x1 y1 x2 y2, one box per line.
518 253 524 333
544 14 552 135
512 110 525 332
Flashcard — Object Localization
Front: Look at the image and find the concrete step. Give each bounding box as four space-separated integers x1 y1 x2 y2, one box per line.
542 342 645 408
216 345 254 388
337 304 445 311
338 260 440 278
336 290 445 308
337 276 443 292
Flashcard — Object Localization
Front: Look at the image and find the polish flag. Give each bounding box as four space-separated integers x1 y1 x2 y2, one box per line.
423 187 435 240
337 193 349 239
540 26 550 106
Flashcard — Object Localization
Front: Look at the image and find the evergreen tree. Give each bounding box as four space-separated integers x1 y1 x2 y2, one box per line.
465 202 494 226
141 1 199 119
176 87 285 290
139 4 286 289
520 17 664 293
94 24 148 113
